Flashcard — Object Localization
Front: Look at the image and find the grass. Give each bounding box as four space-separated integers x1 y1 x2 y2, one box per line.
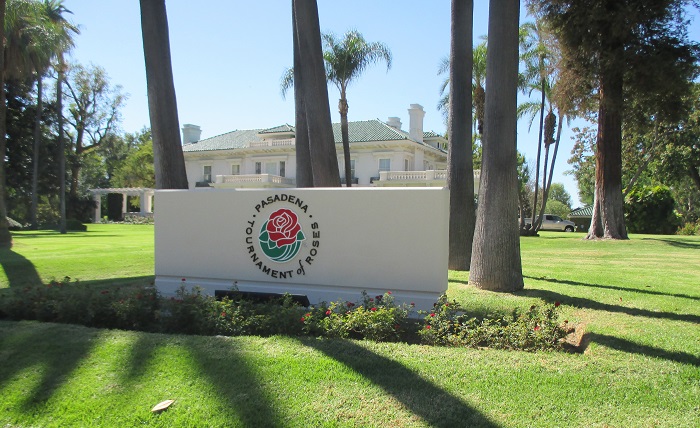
1 226 699 427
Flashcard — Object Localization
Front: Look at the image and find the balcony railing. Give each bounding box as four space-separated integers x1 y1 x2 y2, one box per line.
375 169 480 192
248 138 295 148
210 174 296 188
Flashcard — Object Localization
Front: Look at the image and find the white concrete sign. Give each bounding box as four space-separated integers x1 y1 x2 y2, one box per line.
155 187 448 310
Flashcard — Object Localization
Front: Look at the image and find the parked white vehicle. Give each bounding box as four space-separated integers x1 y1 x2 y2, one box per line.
521 214 576 232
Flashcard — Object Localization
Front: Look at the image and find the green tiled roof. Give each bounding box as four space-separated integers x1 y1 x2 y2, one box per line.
183 119 444 153
569 205 593 217
182 129 263 152
259 124 294 134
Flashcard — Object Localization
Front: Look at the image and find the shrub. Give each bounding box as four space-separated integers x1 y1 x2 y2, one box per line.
625 186 681 234
302 291 411 341
418 295 569 351
677 220 700 236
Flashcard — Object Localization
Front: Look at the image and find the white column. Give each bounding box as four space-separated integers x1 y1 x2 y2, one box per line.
140 191 147 216
122 193 128 217
93 193 101 223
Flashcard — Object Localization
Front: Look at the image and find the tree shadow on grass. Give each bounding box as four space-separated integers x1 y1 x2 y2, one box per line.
183 336 284 427
520 288 700 324
523 275 700 301
0 249 42 288
585 332 700 367
0 322 94 410
641 238 700 250
297 338 499 428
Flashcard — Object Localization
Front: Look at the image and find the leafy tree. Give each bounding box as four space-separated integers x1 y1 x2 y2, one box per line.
470 0 524 292
544 199 571 218
625 185 680 234
62 63 126 202
139 0 188 189
528 0 699 240
547 182 572 208
447 0 475 271
112 138 155 188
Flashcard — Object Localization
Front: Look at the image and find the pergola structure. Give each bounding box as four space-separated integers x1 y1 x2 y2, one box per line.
88 188 155 223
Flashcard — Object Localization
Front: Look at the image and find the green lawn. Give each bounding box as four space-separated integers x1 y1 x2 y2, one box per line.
1 226 699 427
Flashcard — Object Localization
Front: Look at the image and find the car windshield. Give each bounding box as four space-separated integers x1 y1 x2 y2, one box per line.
553 216 562 221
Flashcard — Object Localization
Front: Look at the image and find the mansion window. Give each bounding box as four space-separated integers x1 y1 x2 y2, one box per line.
203 165 212 183
255 162 262 174
379 158 391 173
280 161 286 177
231 164 240 175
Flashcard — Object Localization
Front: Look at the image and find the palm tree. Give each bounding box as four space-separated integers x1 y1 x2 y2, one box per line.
447 0 475 271
469 0 524 292
321 30 391 186
438 40 487 136
0 0 10 248
282 29 391 187
29 0 79 229
289 0 340 187
139 0 188 189
290 3 312 188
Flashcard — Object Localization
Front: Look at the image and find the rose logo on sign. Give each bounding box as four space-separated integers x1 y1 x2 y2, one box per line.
258 208 305 263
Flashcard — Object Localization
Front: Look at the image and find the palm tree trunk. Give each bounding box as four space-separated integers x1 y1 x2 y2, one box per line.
534 141 550 231
291 3 312 188
30 76 43 229
57 56 67 234
292 0 341 187
447 0 474 271
0 0 12 247
139 0 188 189
338 93 352 187
469 0 523 291
528 76 546 235
541 110 564 213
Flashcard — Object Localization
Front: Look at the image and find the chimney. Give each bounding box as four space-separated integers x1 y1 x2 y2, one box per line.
386 117 402 130
408 104 425 143
181 124 202 145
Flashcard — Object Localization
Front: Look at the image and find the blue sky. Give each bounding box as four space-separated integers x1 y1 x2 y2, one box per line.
62 1 700 206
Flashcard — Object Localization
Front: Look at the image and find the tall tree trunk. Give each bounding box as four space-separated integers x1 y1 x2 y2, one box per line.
470 0 523 291
0 0 11 247
528 75 546 235
339 92 353 187
292 0 341 187
30 77 43 229
140 0 188 189
292 3 312 188
587 60 628 240
447 0 474 271
57 55 67 234
534 141 551 231
541 110 564 215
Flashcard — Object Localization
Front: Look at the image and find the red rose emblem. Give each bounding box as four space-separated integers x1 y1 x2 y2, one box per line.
266 208 302 247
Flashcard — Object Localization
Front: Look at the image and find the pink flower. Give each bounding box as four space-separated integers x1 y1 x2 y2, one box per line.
370 307 377 312
410 302 415 307
430 313 436 317
325 310 331 316
181 278 186 282
534 325 541 331
300 317 306 322
347 302 355 308
369 298 374 302
425 325 432 330
221 312 227 317
387 291 392 295
375 295 383 301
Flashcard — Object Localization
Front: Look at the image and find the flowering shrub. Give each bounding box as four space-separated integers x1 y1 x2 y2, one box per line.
419 295 569 351
301 291 411 341
0 277 158 330
0 283 569 352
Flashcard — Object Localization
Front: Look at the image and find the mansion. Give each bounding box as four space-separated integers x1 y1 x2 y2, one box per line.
182 104 480 192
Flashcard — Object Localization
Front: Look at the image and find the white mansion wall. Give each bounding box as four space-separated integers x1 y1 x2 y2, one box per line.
155 187 449 310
